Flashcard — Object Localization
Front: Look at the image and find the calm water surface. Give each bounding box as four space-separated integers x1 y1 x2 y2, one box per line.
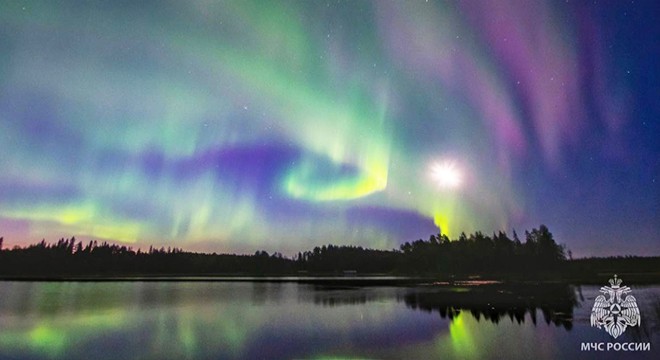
0 281 658 359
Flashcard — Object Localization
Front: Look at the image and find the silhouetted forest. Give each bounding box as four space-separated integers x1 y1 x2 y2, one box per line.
0 225 659 279
397 225 565 274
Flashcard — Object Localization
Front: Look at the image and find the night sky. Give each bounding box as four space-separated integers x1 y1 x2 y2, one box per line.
0 1 657 257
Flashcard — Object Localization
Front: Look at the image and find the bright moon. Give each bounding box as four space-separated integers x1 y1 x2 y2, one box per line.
430 161 462 189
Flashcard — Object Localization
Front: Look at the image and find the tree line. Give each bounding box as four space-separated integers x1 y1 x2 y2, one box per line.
0 225 658 279
397 225 566 274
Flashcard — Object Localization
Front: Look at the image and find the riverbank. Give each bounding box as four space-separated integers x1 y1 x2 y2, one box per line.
2 271 659 285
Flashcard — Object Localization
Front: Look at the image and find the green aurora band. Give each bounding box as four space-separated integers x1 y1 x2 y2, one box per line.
0 0 647 255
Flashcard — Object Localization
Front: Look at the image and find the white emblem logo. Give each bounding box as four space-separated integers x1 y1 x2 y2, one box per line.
590 274 641 338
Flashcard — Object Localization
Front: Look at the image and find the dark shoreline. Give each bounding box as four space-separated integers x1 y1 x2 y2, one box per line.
2 272 659 285
3 235 659 285
0 275 426 286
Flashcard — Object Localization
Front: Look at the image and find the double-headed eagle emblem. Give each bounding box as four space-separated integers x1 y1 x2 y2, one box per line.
590 274 641 338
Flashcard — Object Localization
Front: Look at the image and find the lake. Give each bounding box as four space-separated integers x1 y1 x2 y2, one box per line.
0 280 658 359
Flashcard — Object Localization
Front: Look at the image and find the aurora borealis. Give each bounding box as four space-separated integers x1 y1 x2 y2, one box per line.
0 1 657 256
